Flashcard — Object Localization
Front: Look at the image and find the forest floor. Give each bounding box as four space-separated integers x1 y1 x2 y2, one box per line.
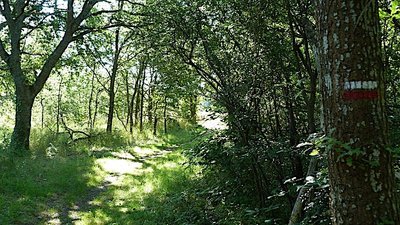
0 127 209 225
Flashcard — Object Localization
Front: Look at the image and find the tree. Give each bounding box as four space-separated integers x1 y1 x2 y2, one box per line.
316 0 399 224
0 0 111 154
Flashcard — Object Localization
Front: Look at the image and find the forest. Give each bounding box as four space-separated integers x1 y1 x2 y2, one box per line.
0 0 400 224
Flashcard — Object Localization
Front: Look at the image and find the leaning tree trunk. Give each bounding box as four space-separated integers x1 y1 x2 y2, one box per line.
316 0 399 224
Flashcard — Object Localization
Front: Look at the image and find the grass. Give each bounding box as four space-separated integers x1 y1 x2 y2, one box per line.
0 126 265 225
0 156 105 225
0 126 202 224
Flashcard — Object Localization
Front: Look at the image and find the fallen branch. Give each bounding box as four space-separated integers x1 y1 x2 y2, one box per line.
288 157 318 225
60 113 93 143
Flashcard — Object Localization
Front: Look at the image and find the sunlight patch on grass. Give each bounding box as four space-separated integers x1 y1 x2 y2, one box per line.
111 151 137 160
96 158 143 175
131 146 155 156
159 161 178 169
40 208 61 225
47 216 61 225
143 182 154 194
75 209 112 225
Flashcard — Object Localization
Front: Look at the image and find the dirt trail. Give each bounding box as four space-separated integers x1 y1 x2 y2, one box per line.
44 146 174 225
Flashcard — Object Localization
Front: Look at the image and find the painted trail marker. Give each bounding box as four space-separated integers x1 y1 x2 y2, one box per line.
343 81 379 101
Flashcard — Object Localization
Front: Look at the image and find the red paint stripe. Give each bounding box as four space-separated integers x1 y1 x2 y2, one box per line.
343 90 379 100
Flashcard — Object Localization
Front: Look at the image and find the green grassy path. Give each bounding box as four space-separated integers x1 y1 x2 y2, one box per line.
0 129 207 225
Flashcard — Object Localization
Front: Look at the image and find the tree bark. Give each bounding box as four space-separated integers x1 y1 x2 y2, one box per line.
316 0 400 224
56 75 63 134
40 98 45 129
163 96 167 134
147 69 155 124
134 61 145 127
153 116 158 136
106 28 121 133
88 70 96 131
129 74 140 134
139 68 145 132
10 84 34 154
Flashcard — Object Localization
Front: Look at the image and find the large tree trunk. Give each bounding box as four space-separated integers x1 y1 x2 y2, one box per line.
316 1 399 224
10 86 34 154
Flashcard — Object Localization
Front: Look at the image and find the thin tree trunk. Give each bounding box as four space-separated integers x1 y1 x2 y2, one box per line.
139 68 145 132
56 76 63 134
129 74 140 134
153 116 158 136
88 70 95 131
288 157 318 225
147 69 154 124
272 87 282 137
40 98 44 129
163 96 167 134
93 89 102 129
125 72 131 127
106 27 121 133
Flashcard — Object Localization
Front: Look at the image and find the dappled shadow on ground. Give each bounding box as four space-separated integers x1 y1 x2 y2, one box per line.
0 155 99 225
64 149 204 225
42 145 175 225
0 128 205 225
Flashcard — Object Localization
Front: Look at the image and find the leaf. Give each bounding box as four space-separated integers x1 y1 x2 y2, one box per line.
309 149 319 156
395 171 400 180
346 157 353 166
379 10 390 19
392 0 399 15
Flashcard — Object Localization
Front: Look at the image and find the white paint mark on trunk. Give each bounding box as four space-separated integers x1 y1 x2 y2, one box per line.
344 81 377 90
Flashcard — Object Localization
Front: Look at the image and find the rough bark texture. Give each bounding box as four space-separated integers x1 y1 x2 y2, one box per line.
316 0 400 224
10 84 34 154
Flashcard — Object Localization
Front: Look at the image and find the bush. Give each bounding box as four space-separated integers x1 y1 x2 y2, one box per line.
185 130 293 224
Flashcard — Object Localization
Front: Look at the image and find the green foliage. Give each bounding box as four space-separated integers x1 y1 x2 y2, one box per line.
185 130 296 224
299 168 331 225
0 128 11 160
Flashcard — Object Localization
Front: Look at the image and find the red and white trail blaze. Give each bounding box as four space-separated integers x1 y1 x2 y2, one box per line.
343 81 379 101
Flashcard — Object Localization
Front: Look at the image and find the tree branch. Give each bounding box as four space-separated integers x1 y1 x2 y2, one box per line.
0 39 10 63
